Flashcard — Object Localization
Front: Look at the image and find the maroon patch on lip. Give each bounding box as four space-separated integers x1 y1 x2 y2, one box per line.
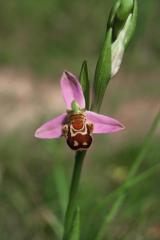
65 113 93 150
67 133 92 151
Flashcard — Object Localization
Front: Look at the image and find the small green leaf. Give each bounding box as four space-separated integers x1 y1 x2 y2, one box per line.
92 29 112 112
69 207 80 240
79 60 90 109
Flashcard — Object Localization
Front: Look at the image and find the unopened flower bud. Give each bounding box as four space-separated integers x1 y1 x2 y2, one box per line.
111 0 137 77
117 0 134 21
92 0 137 111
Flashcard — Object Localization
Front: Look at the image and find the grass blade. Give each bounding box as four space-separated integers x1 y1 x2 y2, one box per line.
69 207 80 240
54 164 69 218
95 110 160 240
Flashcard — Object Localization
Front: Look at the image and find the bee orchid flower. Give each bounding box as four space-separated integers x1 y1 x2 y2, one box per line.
35 71 125 150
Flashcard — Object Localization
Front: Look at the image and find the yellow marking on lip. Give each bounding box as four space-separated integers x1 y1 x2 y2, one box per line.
70 124 87 137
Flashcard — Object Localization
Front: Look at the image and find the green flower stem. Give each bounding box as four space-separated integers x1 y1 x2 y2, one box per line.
62 150 86 240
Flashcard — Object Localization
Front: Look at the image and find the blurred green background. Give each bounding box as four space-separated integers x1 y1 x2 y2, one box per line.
0 0 160 239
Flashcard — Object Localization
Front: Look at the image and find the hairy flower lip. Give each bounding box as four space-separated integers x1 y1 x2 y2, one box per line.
35 71 125 141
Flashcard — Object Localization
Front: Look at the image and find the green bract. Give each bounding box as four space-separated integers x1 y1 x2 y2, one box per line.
92 29 112 112
79 60 90 109
92 0 137 111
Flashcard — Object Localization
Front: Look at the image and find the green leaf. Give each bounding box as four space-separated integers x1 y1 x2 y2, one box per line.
92 29 112 112
40 208 63 239
54 164 68 218
79 60 90 109
69 207 80 240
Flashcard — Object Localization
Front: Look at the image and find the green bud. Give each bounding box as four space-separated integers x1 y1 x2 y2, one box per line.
79 60 90 109
111 14 132 77
110 0 137 77
107 0 137 41
92 0 137 111
117 0 134 21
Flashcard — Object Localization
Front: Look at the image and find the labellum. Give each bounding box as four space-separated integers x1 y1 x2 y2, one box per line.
63 101 93 151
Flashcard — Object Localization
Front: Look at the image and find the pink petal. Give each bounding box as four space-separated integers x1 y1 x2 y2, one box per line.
86 111 125 134
35 113 67 139
60 71 85 110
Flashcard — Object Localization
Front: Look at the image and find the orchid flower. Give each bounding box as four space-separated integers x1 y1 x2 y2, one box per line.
35 71 124 151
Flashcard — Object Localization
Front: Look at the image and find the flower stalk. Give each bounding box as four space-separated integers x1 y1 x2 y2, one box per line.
62 151 86 240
